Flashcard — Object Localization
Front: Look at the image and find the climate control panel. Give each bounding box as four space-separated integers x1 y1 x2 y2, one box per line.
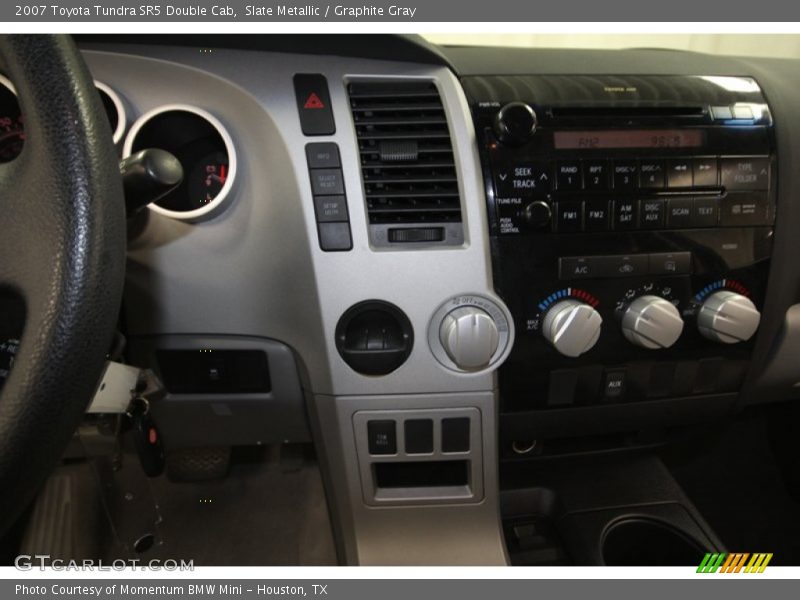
464 73 776 413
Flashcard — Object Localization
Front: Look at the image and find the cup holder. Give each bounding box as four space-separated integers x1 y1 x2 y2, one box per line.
601 518 708 566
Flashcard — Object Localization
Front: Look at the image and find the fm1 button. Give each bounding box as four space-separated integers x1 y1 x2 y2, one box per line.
555 200 583 232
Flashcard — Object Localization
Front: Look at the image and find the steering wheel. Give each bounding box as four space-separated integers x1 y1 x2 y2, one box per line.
0 35 126 534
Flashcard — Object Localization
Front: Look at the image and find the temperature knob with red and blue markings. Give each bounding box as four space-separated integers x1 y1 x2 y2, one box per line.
535 288 603 357
692 279 761 344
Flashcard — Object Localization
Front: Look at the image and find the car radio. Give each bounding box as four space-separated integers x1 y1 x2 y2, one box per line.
462 75 776 418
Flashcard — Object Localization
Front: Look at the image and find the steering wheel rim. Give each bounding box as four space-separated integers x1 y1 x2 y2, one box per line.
0 35 125 534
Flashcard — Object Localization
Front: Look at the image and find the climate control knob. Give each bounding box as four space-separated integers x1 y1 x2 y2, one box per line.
697 291 761 344
439 306 500 370
621 295 684 349
493 102 537 146
542 300 603 358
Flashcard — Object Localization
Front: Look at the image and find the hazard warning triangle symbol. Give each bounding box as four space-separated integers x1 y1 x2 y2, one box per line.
304 93 325 109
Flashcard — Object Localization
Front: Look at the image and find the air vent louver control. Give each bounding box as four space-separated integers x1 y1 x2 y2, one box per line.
348 80 464 247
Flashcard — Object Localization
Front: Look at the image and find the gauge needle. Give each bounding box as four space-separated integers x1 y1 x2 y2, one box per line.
206 165 228 186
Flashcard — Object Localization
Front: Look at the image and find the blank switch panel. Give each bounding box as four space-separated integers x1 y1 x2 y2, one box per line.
352 408 483 506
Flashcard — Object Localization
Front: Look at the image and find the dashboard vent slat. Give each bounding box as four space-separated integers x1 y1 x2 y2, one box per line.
349 80 463 245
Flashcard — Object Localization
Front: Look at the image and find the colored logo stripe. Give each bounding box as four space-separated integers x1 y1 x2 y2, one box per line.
697 553 772 573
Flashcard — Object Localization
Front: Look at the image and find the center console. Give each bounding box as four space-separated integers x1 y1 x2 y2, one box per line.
462 75 775 442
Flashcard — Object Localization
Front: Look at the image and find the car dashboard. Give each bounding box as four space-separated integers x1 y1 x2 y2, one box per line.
5 34 800 566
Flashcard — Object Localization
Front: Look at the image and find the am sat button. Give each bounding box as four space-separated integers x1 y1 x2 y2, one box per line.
649 252 692 275
613 199 637 230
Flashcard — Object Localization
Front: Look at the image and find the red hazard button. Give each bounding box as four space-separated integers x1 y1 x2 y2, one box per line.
303 92 325 110
294 74 335 135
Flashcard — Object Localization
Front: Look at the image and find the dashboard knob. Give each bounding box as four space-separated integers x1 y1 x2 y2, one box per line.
524 200 552 228
493 102 537 146
439 306 500 370
697 291 761 344
542 300 603 358
621 295 684 349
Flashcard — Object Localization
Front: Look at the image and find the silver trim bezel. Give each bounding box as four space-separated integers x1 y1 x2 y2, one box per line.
123 103 238 221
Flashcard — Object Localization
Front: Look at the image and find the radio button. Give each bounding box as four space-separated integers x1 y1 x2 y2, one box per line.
666 198 694 228
640 199 665 229
555 200 584 232
693 157 719 187
556 161 582 190
692 197 720 227
613 161 638 190
667 158 693 188
639 160 666 188
584 160 609 190
585 200 611 231
720 156 770 191
613 199 638 230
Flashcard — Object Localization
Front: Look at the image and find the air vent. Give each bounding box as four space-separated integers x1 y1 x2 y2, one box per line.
349 80 464 247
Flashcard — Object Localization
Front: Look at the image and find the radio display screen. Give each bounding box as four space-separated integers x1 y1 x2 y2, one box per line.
553 129 705 149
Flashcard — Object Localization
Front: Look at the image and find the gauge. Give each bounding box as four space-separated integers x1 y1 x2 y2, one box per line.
94 81 127 145
0 74 24 163
123 105 236 220
187 151 229 208
0 75 127 161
